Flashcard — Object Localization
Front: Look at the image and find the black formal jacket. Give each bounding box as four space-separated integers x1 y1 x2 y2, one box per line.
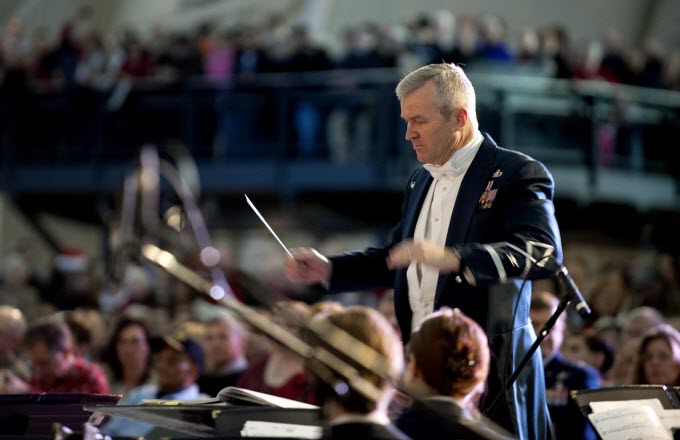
329 133 562 440
395 398 516 440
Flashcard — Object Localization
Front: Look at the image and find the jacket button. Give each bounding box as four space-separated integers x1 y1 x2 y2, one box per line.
455 276 462 283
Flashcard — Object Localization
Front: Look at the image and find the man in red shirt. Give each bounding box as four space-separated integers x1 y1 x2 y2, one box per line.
0 318 110 394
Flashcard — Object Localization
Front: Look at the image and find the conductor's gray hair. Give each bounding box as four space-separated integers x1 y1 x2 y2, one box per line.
396 63 478 127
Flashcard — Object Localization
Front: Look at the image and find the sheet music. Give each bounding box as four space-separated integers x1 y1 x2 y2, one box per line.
589 398 665 415
218 387 319 409
240 421 322 438
587 406 672 440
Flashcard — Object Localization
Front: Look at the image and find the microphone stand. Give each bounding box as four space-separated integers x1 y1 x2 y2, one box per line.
508 289 569 394
484 269 576 419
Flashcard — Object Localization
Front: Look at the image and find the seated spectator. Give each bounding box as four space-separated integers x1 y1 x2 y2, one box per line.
235 301 315 404
623 306 666 339
591 316 622 357
632 324 680 386
198 313 248 397
101 333 208 437
65 314 94 360
561 332 589 364
99 316 153 395
585 335 615 380
0 252 42 317
148 334 207 400
43 248 99 310
609 336 641 386
100 264 158 314
395 307 512 440
64 308 106 361
562 332 615 383
0 306 29 380
530 290 599 440
0 317 110 394
584 265 633 329
311 306 408 439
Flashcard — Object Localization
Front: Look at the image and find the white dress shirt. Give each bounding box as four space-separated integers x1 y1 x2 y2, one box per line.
407 130 484 333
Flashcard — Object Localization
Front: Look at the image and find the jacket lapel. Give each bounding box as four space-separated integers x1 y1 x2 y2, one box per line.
403 170 433 239
435 134 497 301
446 134 497 245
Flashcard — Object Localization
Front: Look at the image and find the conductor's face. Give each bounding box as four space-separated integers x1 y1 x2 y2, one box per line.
401 80 457 165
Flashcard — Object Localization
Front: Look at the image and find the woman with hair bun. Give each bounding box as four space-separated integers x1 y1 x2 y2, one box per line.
395 307 513 440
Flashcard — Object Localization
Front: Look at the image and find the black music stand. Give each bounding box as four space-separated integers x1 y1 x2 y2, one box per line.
672 387 680 408
571 385 680 440
88 403 322 439
0 393 121 437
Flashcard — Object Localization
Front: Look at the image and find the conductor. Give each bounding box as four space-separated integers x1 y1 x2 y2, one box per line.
286 63 562 440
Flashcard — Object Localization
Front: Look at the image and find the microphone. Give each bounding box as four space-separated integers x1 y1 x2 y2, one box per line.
555 266 592 318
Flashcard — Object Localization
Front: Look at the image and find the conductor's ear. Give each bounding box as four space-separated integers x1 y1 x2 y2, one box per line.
455 108 469 130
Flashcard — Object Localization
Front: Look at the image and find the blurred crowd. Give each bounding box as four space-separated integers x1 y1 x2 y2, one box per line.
1 6 680 437
0 227 678 436
1 7 679 93
1 8 678 178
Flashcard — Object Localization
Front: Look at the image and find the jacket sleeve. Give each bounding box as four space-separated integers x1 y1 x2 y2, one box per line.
455 159 563 287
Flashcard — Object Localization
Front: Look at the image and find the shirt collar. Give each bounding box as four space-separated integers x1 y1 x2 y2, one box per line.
423 130 483 179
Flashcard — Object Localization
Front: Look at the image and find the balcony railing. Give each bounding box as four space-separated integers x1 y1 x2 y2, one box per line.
0 68 678 202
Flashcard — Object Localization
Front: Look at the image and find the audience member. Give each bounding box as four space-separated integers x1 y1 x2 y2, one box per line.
235 301 315 404
99 316 153 395
102 333 208 437
560 333 589 365
65 314 94 359
100 264 158 314
530 290 599 440
0 306 29 380
591 316 622 357
242 307 274 365
583 335 615 384
584 264 633 328
0 317 110 394
632 324 680 386
562 332 615 385
198 313 248 397
42 248 98 310
608 336 641 386
633 251 680 315
623 306 666 338
0 252 42 316
64 307 106 360
311 306 408 439
396 307 513 440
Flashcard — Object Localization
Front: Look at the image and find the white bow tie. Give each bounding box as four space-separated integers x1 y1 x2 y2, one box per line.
423 163 463 180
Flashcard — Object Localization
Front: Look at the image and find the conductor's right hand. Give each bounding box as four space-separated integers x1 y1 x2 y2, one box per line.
285 248 332 286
